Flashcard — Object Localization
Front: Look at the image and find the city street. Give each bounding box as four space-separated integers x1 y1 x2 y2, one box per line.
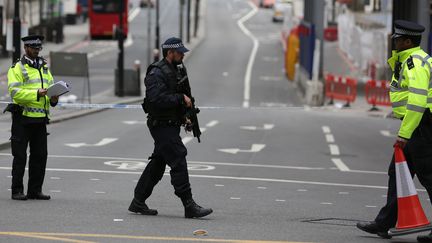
0 0 430 242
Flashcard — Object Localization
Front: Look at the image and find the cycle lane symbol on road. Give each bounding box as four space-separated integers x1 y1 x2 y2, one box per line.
104 161 215 171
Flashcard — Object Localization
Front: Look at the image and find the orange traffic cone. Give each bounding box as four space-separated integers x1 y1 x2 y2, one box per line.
389 146 432 236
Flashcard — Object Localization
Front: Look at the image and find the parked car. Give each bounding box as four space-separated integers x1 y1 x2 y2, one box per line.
259 0 275 8
272 0 292 22
140 0 155 8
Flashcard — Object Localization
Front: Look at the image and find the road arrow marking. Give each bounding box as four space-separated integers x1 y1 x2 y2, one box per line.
240 124 274 131
65 138 118 148
218 144 266 154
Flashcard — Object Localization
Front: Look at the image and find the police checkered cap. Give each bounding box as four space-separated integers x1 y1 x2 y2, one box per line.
392 20 425 39
161 37 189 53
21 35 44 47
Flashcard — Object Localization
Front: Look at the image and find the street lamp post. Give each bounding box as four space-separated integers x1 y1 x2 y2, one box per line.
12 0 21 63
187 0 191 43
179 0 184 40
154 0 160 62
117 0 125 97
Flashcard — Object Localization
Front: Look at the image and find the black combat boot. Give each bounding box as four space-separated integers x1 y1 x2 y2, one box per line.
128 198 158 215
356 221 391 239
11 192 27 200
183 198 213 218
417 231 432 243
27 192 51 200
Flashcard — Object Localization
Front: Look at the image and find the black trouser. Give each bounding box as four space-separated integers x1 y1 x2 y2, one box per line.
134 125 192 202
10 115 48 195
375 114 432 229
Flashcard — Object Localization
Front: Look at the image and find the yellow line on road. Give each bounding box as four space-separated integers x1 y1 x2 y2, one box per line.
0 232 312 243
0 232 96 243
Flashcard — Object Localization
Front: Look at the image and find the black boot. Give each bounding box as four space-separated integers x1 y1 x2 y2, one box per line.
183 199 213 218
27 192 50 200
128 198 158 215
417 231 432 243
11 192 27 200
356 221 391 239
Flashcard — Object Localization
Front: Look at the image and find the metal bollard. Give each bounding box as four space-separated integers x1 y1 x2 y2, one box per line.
134 60 142 96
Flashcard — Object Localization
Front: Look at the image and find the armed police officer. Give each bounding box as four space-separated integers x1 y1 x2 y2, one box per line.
356 20 432 241
128 37 213 218
6 35 58 200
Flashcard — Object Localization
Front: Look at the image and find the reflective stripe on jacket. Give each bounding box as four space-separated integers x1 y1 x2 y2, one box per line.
388 46 432 139
7 57 54 118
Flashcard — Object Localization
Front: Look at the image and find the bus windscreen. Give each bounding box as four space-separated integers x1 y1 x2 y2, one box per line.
92 0 123 13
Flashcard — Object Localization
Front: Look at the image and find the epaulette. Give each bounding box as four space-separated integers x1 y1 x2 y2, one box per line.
407 56 415 70
11 58 20 68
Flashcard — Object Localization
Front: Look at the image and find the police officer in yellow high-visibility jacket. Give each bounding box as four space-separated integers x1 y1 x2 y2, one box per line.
357 20 432 241
6 35 59 201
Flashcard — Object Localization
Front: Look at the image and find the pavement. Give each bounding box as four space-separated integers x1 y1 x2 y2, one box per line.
0 2 392 151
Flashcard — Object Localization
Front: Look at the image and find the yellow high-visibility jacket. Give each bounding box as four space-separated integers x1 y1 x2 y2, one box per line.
388 46 432 139
7 56 55 119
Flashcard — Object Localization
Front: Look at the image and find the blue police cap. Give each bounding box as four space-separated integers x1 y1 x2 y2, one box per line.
161 37 189 53
392 20 425 39
21 35 44 48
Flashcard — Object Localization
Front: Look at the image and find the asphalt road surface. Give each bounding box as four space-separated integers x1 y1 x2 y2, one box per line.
0 0 430 243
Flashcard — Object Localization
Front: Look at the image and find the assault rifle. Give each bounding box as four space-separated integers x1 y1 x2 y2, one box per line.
177 63 202 143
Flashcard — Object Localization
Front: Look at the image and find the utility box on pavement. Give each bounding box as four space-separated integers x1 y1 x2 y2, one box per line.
115 69 141 96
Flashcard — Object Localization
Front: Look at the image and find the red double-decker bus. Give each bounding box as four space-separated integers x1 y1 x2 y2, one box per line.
88 0 128 39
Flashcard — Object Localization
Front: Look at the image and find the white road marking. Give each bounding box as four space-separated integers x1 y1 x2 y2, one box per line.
0 152 326 171
365 205 377 208
65 138 118 148
322 126 331 134
206 120 219 127
331 158 350 172
0 166 401 190
338 192 349 195
297 189 308 192
259 76 282 82
95 191 106 194
182 137 194 144
275 199 286 202
222 72 229 77
90 178 100 181
113 219 124 222
257 187 267 189
50 177 61 180
329 144 340 155
215 184 224 187
320 202 333 205
128 8 140 22
49 190 61 193
380 130 395 137
240 124 274 130
237 2 259 108
325 134 334 143
219 144 266 154
230 197 241 200
123 121 146 125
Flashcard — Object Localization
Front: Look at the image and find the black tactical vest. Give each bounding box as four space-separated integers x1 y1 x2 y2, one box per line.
144 59 182 120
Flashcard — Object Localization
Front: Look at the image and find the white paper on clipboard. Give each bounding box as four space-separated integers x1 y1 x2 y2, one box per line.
47 81 70 98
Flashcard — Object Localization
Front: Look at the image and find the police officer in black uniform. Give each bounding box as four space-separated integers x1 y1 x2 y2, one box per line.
356 20 432 242
128 37 213 218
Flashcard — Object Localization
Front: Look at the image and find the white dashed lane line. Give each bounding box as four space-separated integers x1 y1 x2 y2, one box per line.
322 125 350 172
